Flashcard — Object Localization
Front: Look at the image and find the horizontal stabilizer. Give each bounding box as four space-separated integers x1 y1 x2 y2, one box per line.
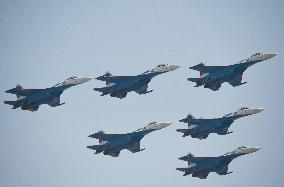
93 87 108 92
5 88 17 94
87 145 100 151
176 129 192 137
93 87 110 95
176 167 189 172
187 78 203 87
4 100 21 109
176 129 190 133
187 78 202 83
4 101 17 105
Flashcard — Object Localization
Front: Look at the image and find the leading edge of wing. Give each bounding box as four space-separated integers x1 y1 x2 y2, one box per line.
95 75 136 83
88 132 125 140
189 63 228 73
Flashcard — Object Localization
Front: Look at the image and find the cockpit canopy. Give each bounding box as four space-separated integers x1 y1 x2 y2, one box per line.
251 53 263 57
141 64 170 74
237 146 247 149
67 76 78 80
135 122 158 132
223 113 232 117
239 107 248 110
148 121 157 125
53 76 78 87
97 130 105 134
156 64 167 68
104 71 112 76
224 146 248 156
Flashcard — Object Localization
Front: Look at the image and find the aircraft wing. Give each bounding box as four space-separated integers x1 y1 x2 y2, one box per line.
48 96 65 107
194 133 210 140
26 104 40 111
191 157 215 162
192 118 219 125
216 127 233 135
96 75 136 83
228 74 245 87
190 63 228 73
216 165 229 175
181 156 216 163
135 84 153 95
5 88 44 96
104 150 121 157
192 171 210 179
110 91 128 99
207 83 222 91
88 132 126 141
127 142 145 153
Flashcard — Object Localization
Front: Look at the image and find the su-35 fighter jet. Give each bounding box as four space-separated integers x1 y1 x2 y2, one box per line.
4 76 92 111
87 122 171 157
177 146 260 179
93 64 180 99
177 107 264 139
188 53 277 91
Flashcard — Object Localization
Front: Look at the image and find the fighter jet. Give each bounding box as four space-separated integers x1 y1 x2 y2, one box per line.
93 64 180 98
87 122 171 157
4 76 92 111
176 146 260 179
177 107 264 139
188 53 277 91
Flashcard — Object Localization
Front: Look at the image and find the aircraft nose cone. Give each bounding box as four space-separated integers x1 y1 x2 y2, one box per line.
170 65 181 71
79 77 93 84
254 108 265 114
161 122 172 128
257 108 264 112
83 77 93 82
251 147 261 153
268 53 278 59
260 53 278 61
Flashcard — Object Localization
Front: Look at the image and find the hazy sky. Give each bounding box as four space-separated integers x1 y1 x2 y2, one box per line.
0 1 283 187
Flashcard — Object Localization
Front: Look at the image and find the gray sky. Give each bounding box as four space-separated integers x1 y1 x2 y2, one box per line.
0 0 283 186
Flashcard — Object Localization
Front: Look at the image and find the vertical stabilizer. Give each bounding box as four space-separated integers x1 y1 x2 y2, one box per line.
16 84 24 100
104 71 112 86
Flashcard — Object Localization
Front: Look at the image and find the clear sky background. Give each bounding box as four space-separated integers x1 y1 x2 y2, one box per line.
0 0 283 187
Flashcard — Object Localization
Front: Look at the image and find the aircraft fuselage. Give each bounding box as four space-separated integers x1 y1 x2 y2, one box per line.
108 72 160 94
18 85 71 109
188 155 238 174
98 131 150 153
203 62 255 88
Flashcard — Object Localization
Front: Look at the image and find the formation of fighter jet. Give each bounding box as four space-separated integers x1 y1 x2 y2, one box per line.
4 76 92 111
93 64 180 99
3 52 272 179
87 122 171 157
187 53 277 91
177 107 264 139
176 146 260 179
